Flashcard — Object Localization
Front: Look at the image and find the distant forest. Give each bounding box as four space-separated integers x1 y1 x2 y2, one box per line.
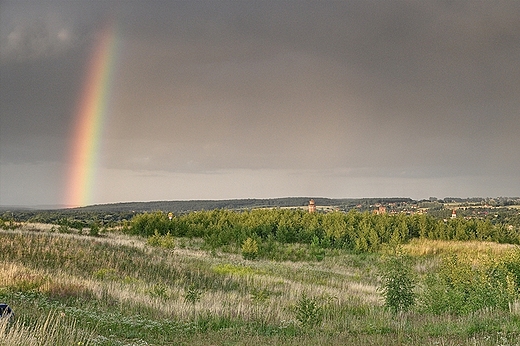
2 197 519 233
69 197 413 212
2 197 520 260
1 197 413 224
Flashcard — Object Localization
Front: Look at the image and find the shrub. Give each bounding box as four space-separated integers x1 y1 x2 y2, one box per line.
130 212 169 237
184 284 203 319
310 236 326 261
241 237 258 260
58 224 70 234
420 253 520 315
378 250 416 313
147 230 175 250
88 222 100 237
292 294 323 327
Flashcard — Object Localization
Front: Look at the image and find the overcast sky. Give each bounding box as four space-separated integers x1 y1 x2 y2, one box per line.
1 0 519 207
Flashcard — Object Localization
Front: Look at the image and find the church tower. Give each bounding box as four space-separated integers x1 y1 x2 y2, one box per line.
308 199 316 213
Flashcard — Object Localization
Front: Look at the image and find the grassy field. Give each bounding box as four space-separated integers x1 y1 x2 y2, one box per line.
1 225 520 345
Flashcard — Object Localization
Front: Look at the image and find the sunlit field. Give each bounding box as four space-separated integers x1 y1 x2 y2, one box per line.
1 222 520 345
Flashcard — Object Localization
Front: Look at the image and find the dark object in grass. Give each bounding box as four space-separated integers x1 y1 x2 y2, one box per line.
0 303 14 320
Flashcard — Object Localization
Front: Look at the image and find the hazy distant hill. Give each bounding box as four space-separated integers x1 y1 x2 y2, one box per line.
1 197 415 223
74 198 329 213
72 197 414 213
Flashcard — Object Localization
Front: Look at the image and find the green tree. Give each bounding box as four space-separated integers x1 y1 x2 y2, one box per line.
379 250 416 313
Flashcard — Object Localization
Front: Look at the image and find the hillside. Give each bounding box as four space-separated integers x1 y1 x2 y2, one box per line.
1 224 520 345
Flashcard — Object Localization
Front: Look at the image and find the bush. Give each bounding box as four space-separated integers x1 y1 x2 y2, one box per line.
57 224 71 234
241 237 258 260
420 253 520 315
292 294 323 327
88 222 100 237
147 230 175 249
378 250 416 313
310 236 326 261
130 212 169 237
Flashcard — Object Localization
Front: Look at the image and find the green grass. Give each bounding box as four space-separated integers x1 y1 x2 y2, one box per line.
1 226 520 345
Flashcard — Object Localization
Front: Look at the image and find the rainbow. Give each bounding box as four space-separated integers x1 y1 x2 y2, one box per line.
65 19 119 207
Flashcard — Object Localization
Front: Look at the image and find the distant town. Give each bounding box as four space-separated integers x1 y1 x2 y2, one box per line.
309 197 520 225
1 197 519 228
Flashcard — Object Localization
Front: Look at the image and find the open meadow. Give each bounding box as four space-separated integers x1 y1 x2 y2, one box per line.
1 214 520 345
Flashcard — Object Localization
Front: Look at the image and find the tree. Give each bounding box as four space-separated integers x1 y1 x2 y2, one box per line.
379 250 416 313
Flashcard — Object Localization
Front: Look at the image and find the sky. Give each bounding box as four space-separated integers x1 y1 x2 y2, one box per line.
1 0 519 208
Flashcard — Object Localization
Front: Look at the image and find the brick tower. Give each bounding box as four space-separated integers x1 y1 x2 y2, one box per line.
308 199 316 213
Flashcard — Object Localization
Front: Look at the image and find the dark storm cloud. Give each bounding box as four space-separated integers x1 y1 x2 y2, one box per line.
106 0 520 174
1 0 519 206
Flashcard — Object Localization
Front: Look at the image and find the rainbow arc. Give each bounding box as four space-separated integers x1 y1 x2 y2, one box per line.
65 20 119 207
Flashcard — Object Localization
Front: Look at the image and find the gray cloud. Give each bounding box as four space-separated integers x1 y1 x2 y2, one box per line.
1 22 73 61
1 0 519 206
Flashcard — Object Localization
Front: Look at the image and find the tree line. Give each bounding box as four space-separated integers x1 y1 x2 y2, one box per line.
126 208 520 253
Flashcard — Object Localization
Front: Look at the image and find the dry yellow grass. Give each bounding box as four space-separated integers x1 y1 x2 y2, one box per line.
0 311 93 346
0 262 47 291
403 238 517 257
1 225 381 329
